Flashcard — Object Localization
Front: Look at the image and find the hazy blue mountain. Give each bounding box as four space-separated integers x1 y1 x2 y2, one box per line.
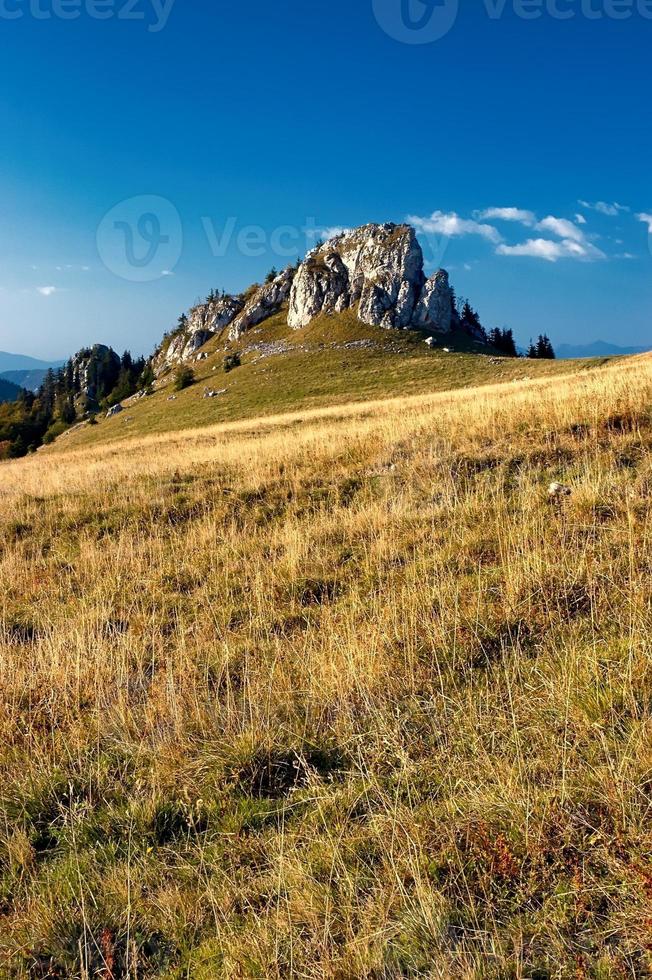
556 340 651 360
0 351 65 373
0 368 49 392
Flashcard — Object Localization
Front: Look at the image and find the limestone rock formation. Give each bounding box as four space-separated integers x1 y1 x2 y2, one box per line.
411 269 454 334
229 267 295 340
157 294 244 374
70 345 121 409
288 224 426 330
153 222 486 376
155 269 295 373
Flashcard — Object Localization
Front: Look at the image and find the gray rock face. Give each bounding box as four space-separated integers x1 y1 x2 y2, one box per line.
288 224 426 330
229 267 294 340
70 344 121 403
411 270 454 334
157 294 244 374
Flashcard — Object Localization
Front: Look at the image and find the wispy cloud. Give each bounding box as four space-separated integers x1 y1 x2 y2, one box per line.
409 211 502 243
475 208 590 246
37 286 58 297
409 203 634 263
161 269 175 277
579 200 629 216
475 206 536 226
537 215 587 243
496 238 605 262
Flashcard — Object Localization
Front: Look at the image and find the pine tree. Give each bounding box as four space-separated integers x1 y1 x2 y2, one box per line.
489 327 518 358
460 302 487 343
534 334 556 359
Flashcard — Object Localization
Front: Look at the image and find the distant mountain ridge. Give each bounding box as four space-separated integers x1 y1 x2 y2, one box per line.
0 350 65 373
557 340 651 359
0 368 49 393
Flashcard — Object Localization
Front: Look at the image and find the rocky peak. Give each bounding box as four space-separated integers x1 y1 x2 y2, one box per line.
153 221 484 375
288 223 426 330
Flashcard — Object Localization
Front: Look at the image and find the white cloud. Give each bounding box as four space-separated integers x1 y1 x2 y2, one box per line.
496 238 605 262
161 269 175 277
579 200 629 216
409 211 502 243
637 213 652 233
575 213 587 225
475 208 590 246
536 215 587 243
37 286 58 296
475 206 536 226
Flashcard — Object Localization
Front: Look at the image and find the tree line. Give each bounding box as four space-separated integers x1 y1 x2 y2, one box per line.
452 292 555 360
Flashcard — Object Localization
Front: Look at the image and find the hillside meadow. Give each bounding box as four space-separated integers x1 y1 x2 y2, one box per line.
1 356 652 977
53 311 594 453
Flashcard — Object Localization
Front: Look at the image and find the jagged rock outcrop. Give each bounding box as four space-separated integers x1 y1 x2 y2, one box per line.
71 345 121 408
155 271 296 374
287 223 460 336
229 267 294 340
288 224 426 330
156 294 244 374
411 269 454 333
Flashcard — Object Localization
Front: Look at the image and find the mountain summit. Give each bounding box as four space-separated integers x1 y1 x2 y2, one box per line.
155 222 485 374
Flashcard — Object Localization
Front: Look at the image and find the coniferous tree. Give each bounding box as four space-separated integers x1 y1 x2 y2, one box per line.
529 334 556 359
538 334 556 359
460 302 488 343
488 327 518 357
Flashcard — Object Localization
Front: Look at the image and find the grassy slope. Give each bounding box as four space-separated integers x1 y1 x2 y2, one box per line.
1 354 651 976
54 309 601 451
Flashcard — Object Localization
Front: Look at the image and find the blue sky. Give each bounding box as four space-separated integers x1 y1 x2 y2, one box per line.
0 0 650 358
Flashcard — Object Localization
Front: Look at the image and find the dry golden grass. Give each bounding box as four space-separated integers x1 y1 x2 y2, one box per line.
1 356 652 978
